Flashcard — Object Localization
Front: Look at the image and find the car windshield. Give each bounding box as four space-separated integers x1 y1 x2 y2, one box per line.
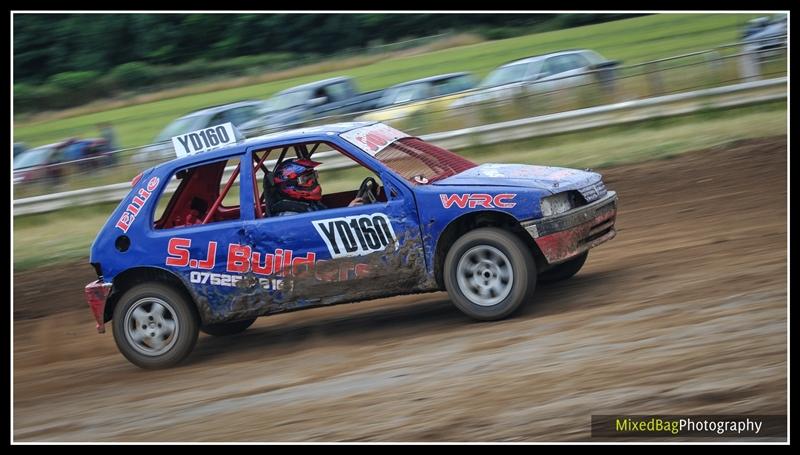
154 115 206 143
14 145 54 169
374 137 477 184
480 63 529 88
259 89 312 114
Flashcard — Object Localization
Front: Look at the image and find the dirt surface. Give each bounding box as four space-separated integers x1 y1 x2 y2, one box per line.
13 136 787 442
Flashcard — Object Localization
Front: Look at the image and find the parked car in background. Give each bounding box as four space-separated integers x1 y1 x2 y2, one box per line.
357 72 477 124
136 101 264 163
239 77 385 137
741 14 787 60
13 138 109 186
13 142 27 157
375 72 476 109
450 49 619 109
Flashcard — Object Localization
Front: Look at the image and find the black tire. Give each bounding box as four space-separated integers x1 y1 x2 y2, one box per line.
539 251 588 284
201 318 257 337
444 227 537 321
112 282 199 369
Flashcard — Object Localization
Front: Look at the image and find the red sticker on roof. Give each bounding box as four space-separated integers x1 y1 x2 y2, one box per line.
340 124 409 156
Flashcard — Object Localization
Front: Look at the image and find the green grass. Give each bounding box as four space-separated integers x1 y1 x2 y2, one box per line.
457 101 787 168
14 13 762 149
13 100 786 271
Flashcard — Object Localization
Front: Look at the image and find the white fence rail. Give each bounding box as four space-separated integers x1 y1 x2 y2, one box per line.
13 77 786 216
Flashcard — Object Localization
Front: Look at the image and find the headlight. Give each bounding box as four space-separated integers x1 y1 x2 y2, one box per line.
540 193 573 217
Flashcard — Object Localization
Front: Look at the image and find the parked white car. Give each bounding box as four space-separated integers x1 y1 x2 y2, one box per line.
450 49 618 109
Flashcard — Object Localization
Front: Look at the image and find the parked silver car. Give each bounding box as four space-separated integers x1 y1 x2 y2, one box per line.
239 76 386 137
450 49 618 108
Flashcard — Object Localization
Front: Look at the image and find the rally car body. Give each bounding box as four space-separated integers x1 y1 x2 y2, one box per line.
86 122 617 368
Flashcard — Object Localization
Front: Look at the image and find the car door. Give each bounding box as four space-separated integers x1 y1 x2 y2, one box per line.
238 143 427 311
150 155 252 322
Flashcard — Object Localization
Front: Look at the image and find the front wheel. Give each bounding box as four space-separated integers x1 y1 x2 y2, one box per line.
538 251 588 284
201 318 257 336
112 282 199 369
444 228 537 321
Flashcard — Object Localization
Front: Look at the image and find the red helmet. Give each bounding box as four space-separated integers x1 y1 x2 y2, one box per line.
273 158 322 201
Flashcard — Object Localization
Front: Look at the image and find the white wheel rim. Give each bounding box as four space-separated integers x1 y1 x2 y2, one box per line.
456 245 514 307
124 297 179 356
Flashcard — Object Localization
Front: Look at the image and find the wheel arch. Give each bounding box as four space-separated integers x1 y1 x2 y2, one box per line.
106 266 199 324
433 210 547 289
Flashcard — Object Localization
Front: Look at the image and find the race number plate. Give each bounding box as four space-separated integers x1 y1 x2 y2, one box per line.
172 123 238 158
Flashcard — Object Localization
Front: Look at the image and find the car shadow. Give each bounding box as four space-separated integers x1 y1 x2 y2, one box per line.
518 269 621 318
188 268 622 365
189 295 462 364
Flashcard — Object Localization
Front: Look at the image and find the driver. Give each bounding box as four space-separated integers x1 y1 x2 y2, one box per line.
269 158 365 216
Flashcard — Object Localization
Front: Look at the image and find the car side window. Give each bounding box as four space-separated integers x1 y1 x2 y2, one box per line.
227 107 257 126
153 157 242 229
452 74 476 91
434 78 467 96
312 87 329 103
50 147 66 164
391 85 419 104
325 82 350 103
525 61 543 80
250 141 386 220
540 58 556 77
413 83 433 99
569 53 591 69
560 55 579 72
543 56 571 76
433 80 451 97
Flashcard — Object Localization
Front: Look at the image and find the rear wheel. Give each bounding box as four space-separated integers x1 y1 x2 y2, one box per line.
539 251 588 284
444 228 537 321
112 282 199 369
201 318 257 337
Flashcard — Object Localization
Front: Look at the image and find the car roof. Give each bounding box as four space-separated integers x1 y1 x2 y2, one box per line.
29 142 62 151
152 121 378 170
178 100 264 119
278 77 351 94
388 72 472 88
498 49 596 67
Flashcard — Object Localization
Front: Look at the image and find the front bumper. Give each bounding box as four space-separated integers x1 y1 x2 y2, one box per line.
85 280 112 333
522 192 618 264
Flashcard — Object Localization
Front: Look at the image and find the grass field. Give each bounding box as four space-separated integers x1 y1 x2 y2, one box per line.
14 14 761 149
13 100 786 271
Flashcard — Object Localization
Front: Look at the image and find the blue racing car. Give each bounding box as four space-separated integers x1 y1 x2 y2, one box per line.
85 122 618 369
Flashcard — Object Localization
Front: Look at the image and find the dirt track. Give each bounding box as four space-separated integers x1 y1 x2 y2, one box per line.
13 137 787 442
